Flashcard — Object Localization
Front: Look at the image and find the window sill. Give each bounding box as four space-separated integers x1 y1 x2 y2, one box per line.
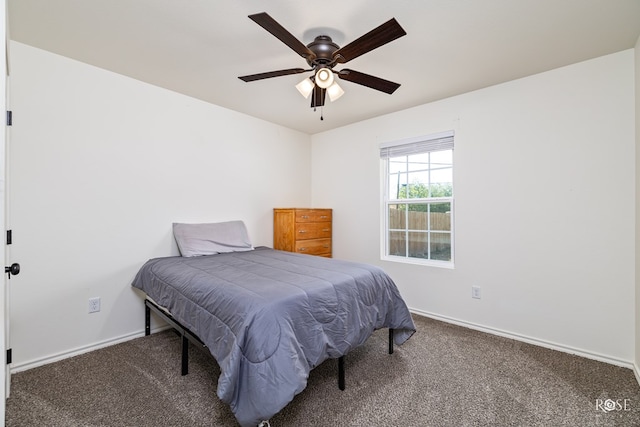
381 255 455 269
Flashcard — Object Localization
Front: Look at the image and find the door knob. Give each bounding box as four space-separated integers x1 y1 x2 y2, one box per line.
5 263 20 279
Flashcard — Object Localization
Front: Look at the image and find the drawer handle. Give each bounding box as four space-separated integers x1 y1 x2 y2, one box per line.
320 215 328 219
323 245 329 248
301 215 309 219
298 248 307 252
322 228 329 232
298 230 307 233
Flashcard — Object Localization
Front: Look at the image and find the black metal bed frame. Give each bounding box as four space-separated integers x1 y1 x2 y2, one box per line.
144 298 395 390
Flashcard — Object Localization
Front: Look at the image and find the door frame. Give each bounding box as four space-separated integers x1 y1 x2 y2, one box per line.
2 0 9 422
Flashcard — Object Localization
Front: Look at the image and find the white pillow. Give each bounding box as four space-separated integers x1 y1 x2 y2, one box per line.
173 220 254 257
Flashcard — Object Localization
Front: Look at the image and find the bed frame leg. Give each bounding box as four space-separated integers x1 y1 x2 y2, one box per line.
389 328 394 354
338 356 345 390
145 304 151 336
181 335 189 376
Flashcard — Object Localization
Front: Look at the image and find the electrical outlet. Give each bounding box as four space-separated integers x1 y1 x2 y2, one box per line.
471 286 481 299
88 297 101 313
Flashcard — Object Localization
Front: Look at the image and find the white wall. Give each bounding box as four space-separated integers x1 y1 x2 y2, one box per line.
312 50 636 365
7 40 636 371
8 42 312 369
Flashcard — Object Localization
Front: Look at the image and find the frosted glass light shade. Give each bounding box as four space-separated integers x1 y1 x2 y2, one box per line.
295 77 314 98
327 82 344 102
315 68 334 89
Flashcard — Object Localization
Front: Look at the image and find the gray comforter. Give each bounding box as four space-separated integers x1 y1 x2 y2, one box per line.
132 247 416 426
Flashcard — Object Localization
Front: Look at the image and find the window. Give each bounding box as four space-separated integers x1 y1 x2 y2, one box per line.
380 131 454 267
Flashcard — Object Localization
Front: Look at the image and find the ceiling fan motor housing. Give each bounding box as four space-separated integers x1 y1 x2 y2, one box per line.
306 35 340 67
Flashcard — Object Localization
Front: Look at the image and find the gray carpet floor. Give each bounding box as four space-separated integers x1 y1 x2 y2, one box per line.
6 314 640 426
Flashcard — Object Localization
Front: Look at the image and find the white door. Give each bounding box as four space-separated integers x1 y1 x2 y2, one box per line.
1 0 9 422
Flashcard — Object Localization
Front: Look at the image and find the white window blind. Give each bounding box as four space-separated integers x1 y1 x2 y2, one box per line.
379 131 454 158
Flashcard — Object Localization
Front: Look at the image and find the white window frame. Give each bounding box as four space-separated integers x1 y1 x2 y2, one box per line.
380 131 455 268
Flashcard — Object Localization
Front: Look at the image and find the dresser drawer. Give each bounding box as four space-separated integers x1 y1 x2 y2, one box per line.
295 222 332 240
295 209 332 223
295 238 331 256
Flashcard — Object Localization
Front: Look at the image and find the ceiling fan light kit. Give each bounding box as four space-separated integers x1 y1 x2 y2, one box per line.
314 67 334 89
295 77 315 98
327 82 344 102
239 12 406 119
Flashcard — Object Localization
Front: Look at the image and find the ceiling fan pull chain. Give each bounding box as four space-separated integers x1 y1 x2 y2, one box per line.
320 106 324 121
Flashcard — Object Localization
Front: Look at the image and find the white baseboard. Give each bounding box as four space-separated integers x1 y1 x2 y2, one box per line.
411 308 635 370
10 326 170 374
11 311 636 378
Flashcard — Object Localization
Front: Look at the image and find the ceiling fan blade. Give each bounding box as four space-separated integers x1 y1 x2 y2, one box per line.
311 87 326 108
333 18 406 64
249 13 316 61
238 68 307 82
337 69 401 94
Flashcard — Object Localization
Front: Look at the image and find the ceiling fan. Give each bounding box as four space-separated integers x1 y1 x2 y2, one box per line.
238 12 406 111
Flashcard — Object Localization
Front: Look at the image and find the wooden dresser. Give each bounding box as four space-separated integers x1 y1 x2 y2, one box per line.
273 208 332 257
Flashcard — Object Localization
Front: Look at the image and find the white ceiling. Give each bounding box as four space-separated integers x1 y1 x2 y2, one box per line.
8 0 640 135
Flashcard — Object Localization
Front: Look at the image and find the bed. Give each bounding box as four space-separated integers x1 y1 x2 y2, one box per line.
131 221 416 426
